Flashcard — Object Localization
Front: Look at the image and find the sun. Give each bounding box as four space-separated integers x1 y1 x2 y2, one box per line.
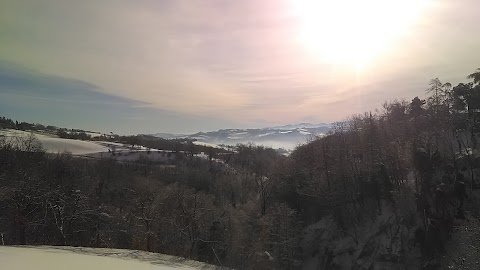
289 0 431 69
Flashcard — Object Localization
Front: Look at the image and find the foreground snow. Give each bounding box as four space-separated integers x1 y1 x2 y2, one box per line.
0 246 215 270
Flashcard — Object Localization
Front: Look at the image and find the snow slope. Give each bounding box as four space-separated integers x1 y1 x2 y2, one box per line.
1 129 109 155
39 137 109 155
0 246 215 270
1 129 158 155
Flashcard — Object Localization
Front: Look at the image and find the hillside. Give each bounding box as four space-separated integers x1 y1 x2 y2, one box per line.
0 129 153 156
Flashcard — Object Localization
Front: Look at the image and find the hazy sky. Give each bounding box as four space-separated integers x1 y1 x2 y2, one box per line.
1 0 479 134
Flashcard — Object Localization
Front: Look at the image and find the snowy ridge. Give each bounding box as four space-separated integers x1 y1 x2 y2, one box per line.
153 123 332 149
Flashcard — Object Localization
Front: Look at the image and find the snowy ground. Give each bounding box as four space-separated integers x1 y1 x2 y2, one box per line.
1 129 217 162
39 136 110 155
0 129 155 155
192 140 221 149
1 129 109 154
0 246 216 270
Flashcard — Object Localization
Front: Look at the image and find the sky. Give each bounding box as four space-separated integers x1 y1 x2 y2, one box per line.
1 0 479 134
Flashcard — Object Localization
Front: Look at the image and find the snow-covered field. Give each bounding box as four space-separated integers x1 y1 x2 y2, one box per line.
0 246 214 270
192 140 221 148
1 129 109 155
40 136 110 155
0 129 155 155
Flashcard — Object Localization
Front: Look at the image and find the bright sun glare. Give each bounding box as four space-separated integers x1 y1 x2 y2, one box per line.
290 0 431 69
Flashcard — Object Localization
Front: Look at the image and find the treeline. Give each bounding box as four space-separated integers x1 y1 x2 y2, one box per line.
0 117 94 135
1 68 480 268
97 134 229 157
0 117 60 132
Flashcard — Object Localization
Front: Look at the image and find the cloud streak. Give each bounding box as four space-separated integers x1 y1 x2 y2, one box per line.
0 62 236 134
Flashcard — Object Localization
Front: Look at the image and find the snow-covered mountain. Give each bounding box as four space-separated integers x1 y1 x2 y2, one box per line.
150 132 187 139
152 123 332 149
270 123 332 130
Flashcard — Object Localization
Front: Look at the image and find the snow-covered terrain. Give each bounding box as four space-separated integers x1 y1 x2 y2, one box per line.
192 140 220 148
0 129 109 154
153 123 331 150
154 123 332 149
0 246 214 270
39 136 109 155
270 123 332 130
0 129 154 155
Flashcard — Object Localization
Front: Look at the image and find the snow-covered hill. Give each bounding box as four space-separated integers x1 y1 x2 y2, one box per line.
0 129 152 155
153 123 332 149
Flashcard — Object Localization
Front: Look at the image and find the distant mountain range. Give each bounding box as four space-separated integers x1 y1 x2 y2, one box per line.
152 123 332 150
